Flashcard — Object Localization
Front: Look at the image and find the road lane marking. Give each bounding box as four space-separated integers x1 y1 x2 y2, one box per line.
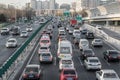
78 57 83 66
54 57 56 66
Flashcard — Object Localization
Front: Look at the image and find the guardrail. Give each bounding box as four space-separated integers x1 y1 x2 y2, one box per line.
0 19 51 79
84 24 120 50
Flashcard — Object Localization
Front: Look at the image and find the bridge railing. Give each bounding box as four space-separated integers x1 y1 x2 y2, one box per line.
84 24 120 50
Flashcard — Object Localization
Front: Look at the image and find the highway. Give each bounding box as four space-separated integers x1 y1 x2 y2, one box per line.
0 21 40 66
17 21 120 80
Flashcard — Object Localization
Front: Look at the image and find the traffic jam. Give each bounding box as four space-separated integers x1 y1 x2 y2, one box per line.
21 17 120 80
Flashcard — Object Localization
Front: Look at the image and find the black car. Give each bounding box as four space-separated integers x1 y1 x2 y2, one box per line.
22 64 41 80
86 32 94 39
103 50 120 62
81 49 95 60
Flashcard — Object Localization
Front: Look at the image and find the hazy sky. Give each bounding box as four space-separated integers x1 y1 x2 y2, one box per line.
0 0 74 7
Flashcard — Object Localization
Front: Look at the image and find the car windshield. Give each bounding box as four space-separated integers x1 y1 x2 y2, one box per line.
60 47 70 54
8 40 15 42
89 59 99 63
41 40 49 43
25 67 38 73
62 60 72 64
22 32 27 34
64 70 75 75
75 31 80 34
103 73 117 78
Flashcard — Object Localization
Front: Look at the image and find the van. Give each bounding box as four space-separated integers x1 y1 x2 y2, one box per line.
57 40 72 60
11 26 20 35
79 39 89 51
39 34 51 47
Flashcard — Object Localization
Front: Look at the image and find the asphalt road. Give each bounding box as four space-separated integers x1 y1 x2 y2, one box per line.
17 22 120 80
0 22 40 66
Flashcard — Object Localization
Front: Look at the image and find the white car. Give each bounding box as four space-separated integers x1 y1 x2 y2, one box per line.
92 39 103 47
26 26 33 32
84 57 101 70
68 28 73 34
59 58 74 71
96 69 120 80
96 25 102 29
20 31 28 37
79 39 89 51
6 38 17 48
73 29 80 38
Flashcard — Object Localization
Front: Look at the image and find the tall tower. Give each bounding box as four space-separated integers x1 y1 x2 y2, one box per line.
50 0 55 9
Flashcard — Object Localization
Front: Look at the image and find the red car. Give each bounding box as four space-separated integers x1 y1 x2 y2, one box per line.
60 69 78 80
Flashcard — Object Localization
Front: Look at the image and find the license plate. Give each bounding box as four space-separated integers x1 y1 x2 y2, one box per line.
29 75 34 78
67 78 73 80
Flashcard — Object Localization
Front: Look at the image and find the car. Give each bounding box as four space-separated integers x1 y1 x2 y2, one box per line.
103 50 120 62
20 31 28 37
59 58 74 71
22 64 41 80
79 39 89 51
66 25 70 31
39 52 53 63
11 26 20 35
60 69 78 80
92 39 103 47
0 28 9 35
96 69 120 80
39 34 51 47
84 57 101 70
86 32 94 39
5 38 17 48
26 26 33 32
68 28 73 34
81 29 87 34
81 49 95 60
38 46 50 55
96 25 102 29
73 29 80 38
57 40 72 60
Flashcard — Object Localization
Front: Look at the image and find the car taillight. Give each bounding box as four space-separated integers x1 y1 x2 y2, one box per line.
118 56 120 59
23 74 27 78
109 56 112 59
57 53 60 56
36 74 40 78
49 57 52 60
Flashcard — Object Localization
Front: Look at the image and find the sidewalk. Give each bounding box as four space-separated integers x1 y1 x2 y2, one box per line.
102 26 120 40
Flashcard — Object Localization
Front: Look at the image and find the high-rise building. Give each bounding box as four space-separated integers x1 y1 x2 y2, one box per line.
31 0 37 10
50 0 55 9
37 0 42 10
76 0 82 11
55 3 59 9
42 0 49 9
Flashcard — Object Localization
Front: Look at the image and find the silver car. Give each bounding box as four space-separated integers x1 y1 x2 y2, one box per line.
20 31 28 37
6 38 17 48
92 39 103 47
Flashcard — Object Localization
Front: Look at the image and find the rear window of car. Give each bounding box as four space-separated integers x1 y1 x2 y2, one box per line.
95 39 101 42
109 51 119 55
40 47 48 49
60 47 70 54
103 73 117 78
25 67 38 73
42 53 50 56
89 59 99 63
41 40 49 43
81 41 88 45
62 60 72 64
63 70 75 75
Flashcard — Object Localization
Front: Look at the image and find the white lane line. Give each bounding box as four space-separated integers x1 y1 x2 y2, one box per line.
54 57 56 66
78 57 83 66
102 58 110 66
19 42 39 80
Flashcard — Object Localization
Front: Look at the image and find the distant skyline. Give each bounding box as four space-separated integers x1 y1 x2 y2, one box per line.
0 0 74 8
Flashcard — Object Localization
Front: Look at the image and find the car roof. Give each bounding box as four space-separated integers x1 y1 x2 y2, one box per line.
8 38 16 40
94 39 102 40
61 58 72 61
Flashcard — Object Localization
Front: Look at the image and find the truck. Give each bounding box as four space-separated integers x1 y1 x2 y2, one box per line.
70 19 77 27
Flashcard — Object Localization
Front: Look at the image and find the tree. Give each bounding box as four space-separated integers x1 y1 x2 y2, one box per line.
0 14 7 22
80 9 88 17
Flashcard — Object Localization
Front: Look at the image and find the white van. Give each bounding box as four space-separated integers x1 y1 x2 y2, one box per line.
79 39 89 51
57 40 72 60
